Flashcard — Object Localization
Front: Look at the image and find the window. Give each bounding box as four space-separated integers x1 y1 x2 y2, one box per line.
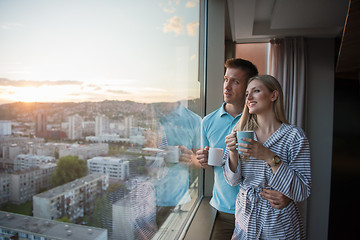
0 0 202 239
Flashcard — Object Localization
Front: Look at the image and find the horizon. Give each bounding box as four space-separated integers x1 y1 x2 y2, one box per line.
0 97 201 106
0 0 200 104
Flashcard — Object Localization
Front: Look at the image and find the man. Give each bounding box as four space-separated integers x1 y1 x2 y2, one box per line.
196 58 290 239
151 101 201 227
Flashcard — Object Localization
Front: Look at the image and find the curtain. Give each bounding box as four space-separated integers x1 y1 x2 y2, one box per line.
269 37 308 232
268 37 307 130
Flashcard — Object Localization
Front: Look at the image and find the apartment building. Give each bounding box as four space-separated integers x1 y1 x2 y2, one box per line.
85 134 127 143
58 143 108 160
112 178 156 239
9 163 56 204
0 121 11 136
0 136 45 160
0 174 10 205
14 154 55 171
35 111 47 138
33 142 67 158
95 115 110 137
1 144 22 163
67 114 83 140
33 174 109 222
0 211 107 240
87 157 130 181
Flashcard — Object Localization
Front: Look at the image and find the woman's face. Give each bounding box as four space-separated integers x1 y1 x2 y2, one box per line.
245 79 275 115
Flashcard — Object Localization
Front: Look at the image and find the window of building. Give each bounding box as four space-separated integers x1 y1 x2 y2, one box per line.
0 0 202 239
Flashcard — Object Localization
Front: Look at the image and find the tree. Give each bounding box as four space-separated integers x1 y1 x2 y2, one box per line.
56 216 71 223
51 155 88 186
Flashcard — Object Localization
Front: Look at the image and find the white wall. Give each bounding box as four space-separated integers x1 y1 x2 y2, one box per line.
306 38 334 240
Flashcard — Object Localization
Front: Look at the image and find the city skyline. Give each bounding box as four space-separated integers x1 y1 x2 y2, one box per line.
0 0 200 104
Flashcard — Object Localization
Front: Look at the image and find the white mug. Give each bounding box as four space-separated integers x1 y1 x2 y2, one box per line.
165 146 180 163
208 147 224 166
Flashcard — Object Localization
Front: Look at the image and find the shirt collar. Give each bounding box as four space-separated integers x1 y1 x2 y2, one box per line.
219 102 227 117
219 102 242 119
159 102 183 122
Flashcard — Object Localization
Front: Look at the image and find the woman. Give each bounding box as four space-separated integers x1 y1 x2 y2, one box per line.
223 75 311 239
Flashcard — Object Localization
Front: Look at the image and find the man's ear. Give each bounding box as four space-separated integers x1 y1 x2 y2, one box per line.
271 90 279 102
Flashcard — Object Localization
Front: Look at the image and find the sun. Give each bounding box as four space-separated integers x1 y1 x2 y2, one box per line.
5 86 66 103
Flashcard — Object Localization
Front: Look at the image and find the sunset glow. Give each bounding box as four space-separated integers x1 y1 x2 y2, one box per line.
0 0 200 104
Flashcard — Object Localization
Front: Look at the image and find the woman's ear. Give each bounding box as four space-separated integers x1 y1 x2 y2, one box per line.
271 90 279 102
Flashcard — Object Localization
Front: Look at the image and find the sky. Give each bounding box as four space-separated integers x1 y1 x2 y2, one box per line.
0 0 200 104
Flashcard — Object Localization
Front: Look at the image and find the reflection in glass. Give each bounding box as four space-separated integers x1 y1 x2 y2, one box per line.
0 0 201 239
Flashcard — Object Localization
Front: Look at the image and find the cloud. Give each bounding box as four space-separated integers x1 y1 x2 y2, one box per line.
163 16 184 35
0 78 83 87
107 89 130 95
187 21 199 36
86 84 102 90
163 7 176 13
0 23 23 30
185 1 197 8
159 0 180 13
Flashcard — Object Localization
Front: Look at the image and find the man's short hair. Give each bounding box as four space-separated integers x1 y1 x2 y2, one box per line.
225 58 259 79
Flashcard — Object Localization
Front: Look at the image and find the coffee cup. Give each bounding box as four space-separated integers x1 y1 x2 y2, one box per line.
208 147 224 166
236 131 255 156
165 146 181 163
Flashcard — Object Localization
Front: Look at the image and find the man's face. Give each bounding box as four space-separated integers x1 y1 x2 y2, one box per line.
223 68 248 105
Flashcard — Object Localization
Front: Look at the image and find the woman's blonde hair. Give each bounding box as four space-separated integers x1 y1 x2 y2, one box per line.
234 75 289 131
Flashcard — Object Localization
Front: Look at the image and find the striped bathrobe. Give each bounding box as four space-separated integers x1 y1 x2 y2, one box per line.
223 124 311 239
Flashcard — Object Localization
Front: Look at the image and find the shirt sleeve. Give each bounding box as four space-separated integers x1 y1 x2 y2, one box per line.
201 120 209 148
193 117 202 150
268 134 311 202
222 147 242 186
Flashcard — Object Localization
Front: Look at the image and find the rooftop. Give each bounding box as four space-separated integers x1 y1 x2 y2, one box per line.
34 174 106 199
88 156 130 163
0 211 107 240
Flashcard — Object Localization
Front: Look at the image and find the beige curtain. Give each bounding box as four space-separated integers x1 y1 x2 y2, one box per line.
269 37 307 130
269 37 308 232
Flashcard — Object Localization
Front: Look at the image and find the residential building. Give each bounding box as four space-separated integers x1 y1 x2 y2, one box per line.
0 136 45 159
58 143 108 160
9 163 56 204
124 116 133 138
68 114 83 140
95 115 109 137
1 144 22 161
34 142 65 158
0 211 108 240
87 157 130 181
85 134 128 143
14 154 55 171
109 121 124 135
0 121 11 136
33 174 109 222
35 111 47 138
112 178 156 240
83 121 96 137
0 174 10 205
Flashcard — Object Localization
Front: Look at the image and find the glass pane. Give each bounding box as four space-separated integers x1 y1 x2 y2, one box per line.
0 0 202 239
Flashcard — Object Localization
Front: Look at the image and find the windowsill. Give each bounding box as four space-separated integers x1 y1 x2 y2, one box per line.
183 197 216 240
153 196 217 240
153 178 205 240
